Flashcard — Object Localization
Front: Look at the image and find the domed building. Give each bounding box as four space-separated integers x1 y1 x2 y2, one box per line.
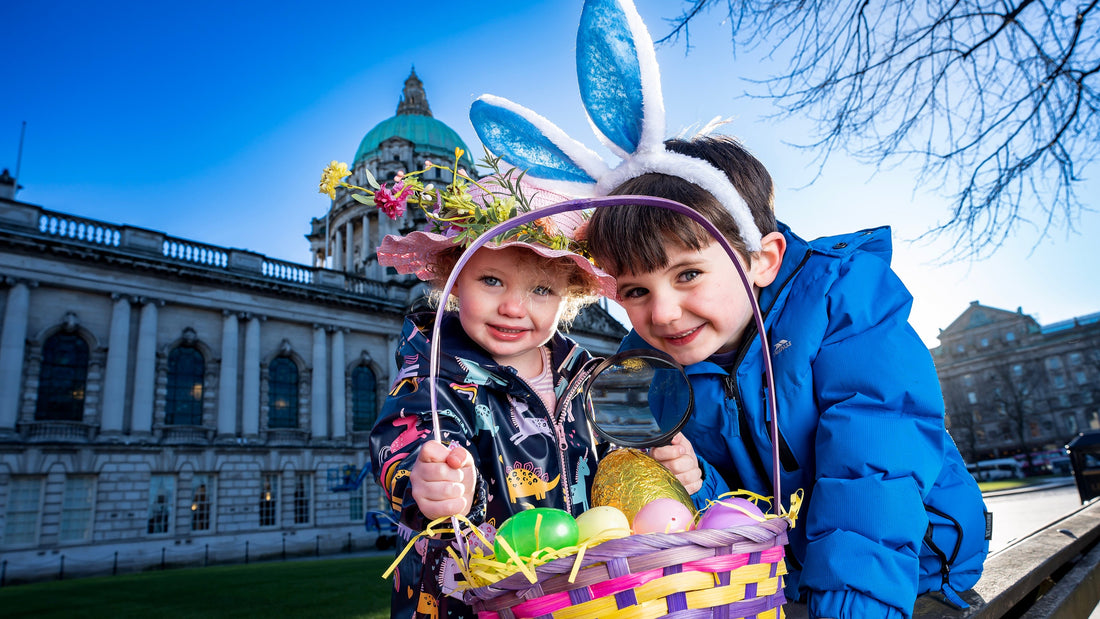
0 70 626 584
307 69 477 288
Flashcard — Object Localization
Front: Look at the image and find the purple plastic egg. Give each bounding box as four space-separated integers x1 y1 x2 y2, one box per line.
697 497 765 530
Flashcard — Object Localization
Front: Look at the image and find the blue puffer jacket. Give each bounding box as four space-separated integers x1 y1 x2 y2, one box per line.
625 222 989 618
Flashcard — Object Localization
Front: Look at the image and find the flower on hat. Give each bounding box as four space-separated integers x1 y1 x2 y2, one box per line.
317 147 593 259
318 161 351 200
374 182 412 219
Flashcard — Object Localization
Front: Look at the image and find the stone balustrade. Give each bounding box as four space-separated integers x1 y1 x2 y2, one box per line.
0 198 403 303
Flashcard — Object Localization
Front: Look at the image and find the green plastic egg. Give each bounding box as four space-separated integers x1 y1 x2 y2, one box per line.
493 507 579 560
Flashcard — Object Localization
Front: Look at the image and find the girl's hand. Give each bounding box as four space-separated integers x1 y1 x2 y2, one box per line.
410 440 477 520
650 432 703 494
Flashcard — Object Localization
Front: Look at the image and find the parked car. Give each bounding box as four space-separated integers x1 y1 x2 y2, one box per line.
966 458 1025 481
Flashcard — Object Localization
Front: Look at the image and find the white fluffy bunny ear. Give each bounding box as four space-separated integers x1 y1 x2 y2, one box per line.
470 95 610 196
469 0 765 251
576 0 666 159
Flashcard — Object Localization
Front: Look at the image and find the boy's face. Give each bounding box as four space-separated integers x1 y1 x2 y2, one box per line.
614 239 775 367
453 246 567 378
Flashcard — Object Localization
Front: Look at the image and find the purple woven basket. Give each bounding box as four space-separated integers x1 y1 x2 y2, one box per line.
463 518 789 618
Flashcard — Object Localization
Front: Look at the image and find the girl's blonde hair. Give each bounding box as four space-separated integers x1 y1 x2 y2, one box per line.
425 246 599 326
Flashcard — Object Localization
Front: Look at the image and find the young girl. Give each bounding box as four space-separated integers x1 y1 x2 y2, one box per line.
337 159 616 619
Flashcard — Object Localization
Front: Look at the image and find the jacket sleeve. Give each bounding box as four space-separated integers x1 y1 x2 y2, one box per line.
369 372 487 532
691 456 731 510
799 251 945 618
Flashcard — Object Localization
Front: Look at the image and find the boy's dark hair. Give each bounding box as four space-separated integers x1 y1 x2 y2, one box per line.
586 135 777 276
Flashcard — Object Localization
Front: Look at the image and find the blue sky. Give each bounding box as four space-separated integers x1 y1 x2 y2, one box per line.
3 0 1098 348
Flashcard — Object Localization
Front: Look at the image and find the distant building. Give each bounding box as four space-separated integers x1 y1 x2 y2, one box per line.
0 71 626 583
932 301 1100 466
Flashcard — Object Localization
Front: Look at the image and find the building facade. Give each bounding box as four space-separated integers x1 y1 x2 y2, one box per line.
932 301 1100 466
0 73 626 583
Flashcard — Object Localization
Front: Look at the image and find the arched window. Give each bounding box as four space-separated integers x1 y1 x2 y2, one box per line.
268 357 298 428
351 365 377 431
36 332 89 421
166 346 204 425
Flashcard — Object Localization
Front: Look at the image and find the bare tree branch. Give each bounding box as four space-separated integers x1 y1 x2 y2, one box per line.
661 0 1100 260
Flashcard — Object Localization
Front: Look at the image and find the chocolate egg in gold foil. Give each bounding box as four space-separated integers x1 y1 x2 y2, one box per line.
590 448 695 523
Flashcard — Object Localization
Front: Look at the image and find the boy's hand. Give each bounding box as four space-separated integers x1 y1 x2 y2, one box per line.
650 432 703 494
410 440 477 520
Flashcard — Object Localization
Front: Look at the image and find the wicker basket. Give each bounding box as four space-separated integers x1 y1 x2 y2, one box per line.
461 516 789 619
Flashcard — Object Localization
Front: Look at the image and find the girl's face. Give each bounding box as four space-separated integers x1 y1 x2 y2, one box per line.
453 246 568 378
614 239 778 367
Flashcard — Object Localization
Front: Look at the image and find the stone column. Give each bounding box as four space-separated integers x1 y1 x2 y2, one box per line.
130 299 159 435
345 221 355 273
311 324 328 439
334 228 344 272
0 281 31 431
360 214 370 257
216 311 239 437
330 327 346 439
242 315 261 437
100 294 132 436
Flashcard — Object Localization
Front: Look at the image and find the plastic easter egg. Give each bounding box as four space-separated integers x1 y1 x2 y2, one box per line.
631 497 695 535
591 448 695 523
696 497 765 530
575 505 631 543
493 507 579 560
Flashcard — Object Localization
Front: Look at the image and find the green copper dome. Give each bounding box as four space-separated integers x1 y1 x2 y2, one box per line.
353 115 475 169
352 69 476 172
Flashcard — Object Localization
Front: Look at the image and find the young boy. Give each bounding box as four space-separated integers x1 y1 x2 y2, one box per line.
584 135 990 618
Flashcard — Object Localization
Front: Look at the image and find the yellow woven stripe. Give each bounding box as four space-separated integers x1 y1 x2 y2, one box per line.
684 574 781 609
631 570 723 602
548 567 784 619
549 571 712 619
552 594 667 619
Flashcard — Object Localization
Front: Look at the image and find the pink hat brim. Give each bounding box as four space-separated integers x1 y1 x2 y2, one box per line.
377 230 618 300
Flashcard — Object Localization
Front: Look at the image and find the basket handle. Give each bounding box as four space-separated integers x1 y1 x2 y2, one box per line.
427 195 782 505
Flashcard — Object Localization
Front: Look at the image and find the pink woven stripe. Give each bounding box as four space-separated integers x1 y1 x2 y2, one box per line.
510 591 572 617
680 545 785 573
589 566 664 598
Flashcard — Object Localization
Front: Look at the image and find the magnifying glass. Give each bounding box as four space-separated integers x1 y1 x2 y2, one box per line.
579 349 692 448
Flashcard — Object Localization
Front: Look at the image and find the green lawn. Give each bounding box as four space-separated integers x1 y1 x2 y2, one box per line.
976 475 1062 493
0 555 396 619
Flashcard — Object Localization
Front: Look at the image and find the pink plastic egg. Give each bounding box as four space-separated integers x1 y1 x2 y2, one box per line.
696 497 765 530
631 498 695 534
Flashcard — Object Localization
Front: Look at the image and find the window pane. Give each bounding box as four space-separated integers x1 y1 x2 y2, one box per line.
352 365 377 431
260 474 278 527
3 478 43 545
36 332 89 421
191 474 214 532
294 474 312 525
268 358 298 428
147 475 175 535
167 347 205 425
349 491 364 522
60 476 96 542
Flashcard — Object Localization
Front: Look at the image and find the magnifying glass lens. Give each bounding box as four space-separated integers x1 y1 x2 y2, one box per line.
585 354 692 448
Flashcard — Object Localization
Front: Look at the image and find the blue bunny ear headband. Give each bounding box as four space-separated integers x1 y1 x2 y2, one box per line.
469 0 764 252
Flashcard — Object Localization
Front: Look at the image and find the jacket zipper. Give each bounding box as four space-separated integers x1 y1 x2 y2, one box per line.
512 361 575 512
723 247 814 485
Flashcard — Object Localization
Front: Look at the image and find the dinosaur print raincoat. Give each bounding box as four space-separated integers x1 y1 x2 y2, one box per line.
369 311 601 619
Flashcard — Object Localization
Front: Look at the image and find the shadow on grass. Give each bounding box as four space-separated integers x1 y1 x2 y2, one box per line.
0 556 396 619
